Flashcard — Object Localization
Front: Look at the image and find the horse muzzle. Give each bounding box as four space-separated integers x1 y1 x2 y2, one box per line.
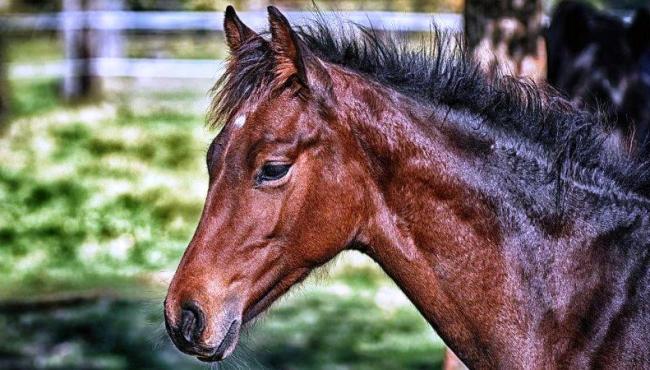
164 299 242 361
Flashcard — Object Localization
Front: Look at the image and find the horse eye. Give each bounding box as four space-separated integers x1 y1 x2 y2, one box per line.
257 163 291 183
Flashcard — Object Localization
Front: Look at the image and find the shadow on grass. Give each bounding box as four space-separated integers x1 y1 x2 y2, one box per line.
0 289 444 370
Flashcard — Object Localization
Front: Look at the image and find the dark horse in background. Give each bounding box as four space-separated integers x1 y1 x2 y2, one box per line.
546 0 650 151
165 6 650 368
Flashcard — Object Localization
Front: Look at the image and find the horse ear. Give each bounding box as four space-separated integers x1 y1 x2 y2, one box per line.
267 6 308 87
224 5 258 52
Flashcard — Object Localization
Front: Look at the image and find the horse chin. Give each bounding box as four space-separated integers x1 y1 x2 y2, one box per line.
197 318 241 362
243 267 312 324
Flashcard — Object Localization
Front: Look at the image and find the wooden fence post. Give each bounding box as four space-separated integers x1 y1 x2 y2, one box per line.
62 0 90 101
62 0 123 101
90 0 124 92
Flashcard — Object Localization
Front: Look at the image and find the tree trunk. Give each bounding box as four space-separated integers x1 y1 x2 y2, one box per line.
464 0 545 80
0 16 9 124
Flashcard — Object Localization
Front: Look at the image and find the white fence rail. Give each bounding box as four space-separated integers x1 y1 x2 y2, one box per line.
10 58 226 79
2 10 462 96
2 11 462 32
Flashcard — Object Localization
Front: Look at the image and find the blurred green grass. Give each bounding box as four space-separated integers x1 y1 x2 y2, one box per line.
0 79 208 296
8 35 64 63
0 80 445 369
8 34 228 63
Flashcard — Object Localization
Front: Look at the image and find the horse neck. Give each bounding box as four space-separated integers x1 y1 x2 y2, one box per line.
330 68 647 368
330 70 513 366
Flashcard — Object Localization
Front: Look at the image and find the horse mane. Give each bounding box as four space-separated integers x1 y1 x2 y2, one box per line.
209 15 650 199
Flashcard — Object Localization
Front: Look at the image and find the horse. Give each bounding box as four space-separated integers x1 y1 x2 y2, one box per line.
164 6 650 368
546 1 650 151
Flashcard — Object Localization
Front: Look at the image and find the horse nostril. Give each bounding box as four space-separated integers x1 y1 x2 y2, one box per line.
180 302 205 345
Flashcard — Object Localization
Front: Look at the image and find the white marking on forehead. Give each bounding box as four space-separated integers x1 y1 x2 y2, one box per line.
234 115 247 128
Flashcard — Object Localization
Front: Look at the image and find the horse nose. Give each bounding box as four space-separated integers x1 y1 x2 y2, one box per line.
165 296 243 361
180 303 205 344
165 300 208 355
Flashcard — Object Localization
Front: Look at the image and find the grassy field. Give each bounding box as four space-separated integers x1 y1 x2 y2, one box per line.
8 34 229 64
1 78 207 295
0 78 445 369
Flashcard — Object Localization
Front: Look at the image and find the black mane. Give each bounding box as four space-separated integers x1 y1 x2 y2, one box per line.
210 16 650 199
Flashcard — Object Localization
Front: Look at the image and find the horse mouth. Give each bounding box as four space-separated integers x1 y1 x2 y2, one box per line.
196 318 240 362
193 268 310 362
242 278 284 324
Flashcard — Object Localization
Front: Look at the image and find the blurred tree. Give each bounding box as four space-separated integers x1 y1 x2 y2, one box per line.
465 0 545 80
0 8 9 125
